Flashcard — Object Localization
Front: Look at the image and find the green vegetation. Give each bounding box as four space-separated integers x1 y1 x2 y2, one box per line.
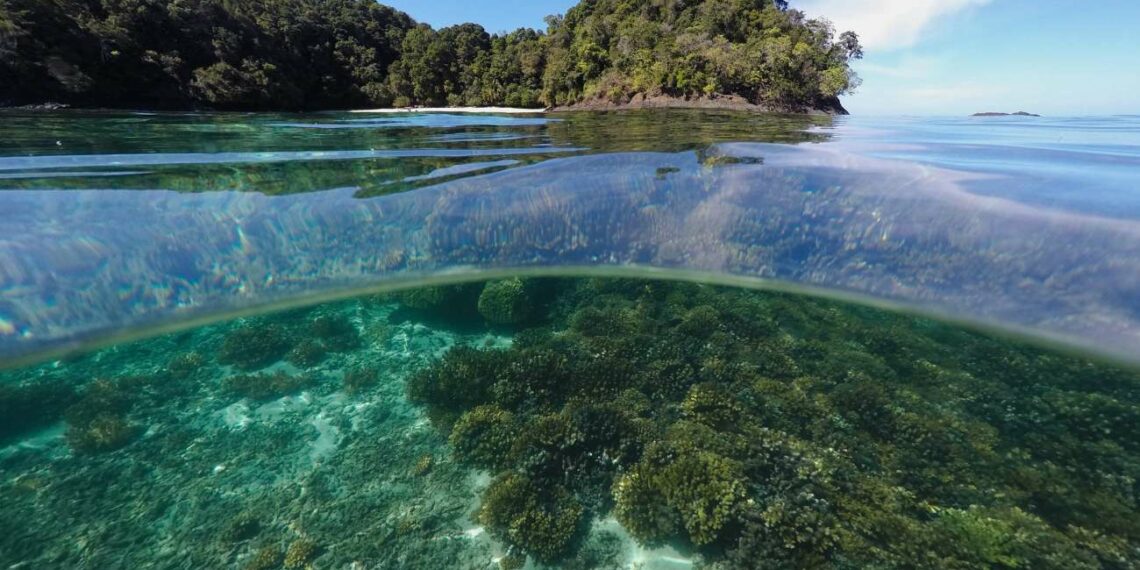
406 278 1140 567
0 0 860 112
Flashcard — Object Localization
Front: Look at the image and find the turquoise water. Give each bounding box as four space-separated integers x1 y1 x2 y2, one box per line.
1 111 1139 365
0 111 1138 568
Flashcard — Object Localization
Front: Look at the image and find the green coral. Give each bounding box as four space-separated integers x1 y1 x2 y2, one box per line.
405 346 503 430
309 314 360 352
166 351 207 379
283 538 319 568
244 546 282 570
223 371 315 401
391 283 482 318
498 550 526 570
478 473 584 564
65 411 138 453
398 278 1140 567
285 339 327 368
612 464 681 545
220 514 261 544
63 378 138 453
219 322 294 370
676 304 722 338
614 445 747 547
656 451 747 546
342 366 380 395
449 405 518 471
680 382 747 432
478 278 533 325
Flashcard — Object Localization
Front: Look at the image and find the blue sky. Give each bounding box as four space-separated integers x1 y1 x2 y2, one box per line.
383 0 1140 115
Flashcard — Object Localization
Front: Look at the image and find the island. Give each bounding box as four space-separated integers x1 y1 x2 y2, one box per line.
972 111 1042 117
0 0 862 115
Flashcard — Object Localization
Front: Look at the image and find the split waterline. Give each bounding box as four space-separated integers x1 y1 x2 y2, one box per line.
1 110 1138 568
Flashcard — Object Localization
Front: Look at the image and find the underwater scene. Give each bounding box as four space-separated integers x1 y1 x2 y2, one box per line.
1 277 1139 569
1 110 1139 569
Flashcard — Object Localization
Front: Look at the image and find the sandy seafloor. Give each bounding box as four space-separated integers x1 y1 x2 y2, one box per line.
0 296 691 570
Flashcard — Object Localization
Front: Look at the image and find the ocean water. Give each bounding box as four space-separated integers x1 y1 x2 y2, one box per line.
0 110 1138 569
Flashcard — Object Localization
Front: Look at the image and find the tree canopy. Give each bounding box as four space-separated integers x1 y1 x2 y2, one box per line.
0 0 861 111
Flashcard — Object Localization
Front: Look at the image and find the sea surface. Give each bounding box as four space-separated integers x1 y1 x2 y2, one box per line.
0 110 1137 569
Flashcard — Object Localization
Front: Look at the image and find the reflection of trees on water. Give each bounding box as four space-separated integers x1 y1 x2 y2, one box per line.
0 110 830 196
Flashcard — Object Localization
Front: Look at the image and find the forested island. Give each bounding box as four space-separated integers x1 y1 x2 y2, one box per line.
0 0 862 113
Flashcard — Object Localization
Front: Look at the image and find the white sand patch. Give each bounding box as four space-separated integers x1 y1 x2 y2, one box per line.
308 412 340 463
0 423 64 458
220 401 252 431
255 391 313 420
593 516 694 570
349 107 545 114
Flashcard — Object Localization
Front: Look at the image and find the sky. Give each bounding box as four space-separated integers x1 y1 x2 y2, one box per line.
382 0 1140 115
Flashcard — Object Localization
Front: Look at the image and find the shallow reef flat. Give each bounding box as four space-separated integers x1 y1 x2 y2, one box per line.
1 277 1138 569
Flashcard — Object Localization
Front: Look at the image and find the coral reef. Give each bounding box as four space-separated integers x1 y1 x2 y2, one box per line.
245 546 282 570
63 378 139 453
219 323 294 371
405 346 502 430
222 371 316 401
283 538 318 569
285 339 327 368
221 514 262 544
64 412 138 454
405 277 1140 566
448 405 517 471
342 366 380 395
309 315 361 352
477 473 584 565
2 277 1139 569
166 351 207 379
477 278 533 325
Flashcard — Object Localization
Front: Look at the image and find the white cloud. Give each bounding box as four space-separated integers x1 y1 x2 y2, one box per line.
794 0 992 51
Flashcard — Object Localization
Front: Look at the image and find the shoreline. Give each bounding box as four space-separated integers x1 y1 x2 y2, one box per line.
349 106 546 114
550 93 849 115
7 96 847 116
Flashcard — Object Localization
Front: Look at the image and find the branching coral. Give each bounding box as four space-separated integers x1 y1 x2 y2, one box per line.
401 278 1140 567
342 366 380 395
406 346 503 430
478 473 584 564
449 405 518 471
309 314 360 352
219 323 294 371
283 538 319 569
223 371 315 401
478 278 533 325
286 339 327 368
65 411 138 453
63 378 138 453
